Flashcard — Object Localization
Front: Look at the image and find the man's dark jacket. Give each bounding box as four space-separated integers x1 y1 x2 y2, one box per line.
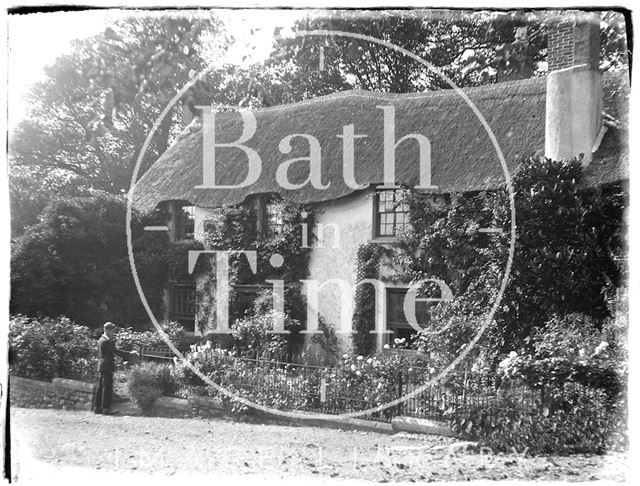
97 335 130 373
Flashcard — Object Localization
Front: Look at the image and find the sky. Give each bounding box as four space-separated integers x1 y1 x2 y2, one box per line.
6 8 306 130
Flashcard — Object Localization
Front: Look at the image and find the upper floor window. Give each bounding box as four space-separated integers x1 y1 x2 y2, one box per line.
174 204 195 240
375 189 409 237
256 194 283 239
265 198 283 238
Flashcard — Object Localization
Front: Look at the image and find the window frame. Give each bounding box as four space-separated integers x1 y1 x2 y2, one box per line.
385 287 431 339
373 188 410 239
256 194 284 240
173 203 195 241
169 283 196 330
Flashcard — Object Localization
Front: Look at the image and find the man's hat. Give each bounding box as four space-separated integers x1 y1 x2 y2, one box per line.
103 322 117 330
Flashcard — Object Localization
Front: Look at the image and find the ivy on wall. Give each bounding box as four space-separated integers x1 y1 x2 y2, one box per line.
352 243 384 356
198 196 315 341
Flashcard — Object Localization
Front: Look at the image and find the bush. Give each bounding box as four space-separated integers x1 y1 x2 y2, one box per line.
446 384 627 454
10 193 167 329
170 343 432 419
126 362 177 414
498 312 627 404
8 314 97 380
116 321 190 352
230 311 300 357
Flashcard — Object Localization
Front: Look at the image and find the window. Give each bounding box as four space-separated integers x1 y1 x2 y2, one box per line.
170 284 196 329
265 198 283 238
386 288 430 341
375 189 409 237
231 285 264 321
174 204 195 240
256 194 283 239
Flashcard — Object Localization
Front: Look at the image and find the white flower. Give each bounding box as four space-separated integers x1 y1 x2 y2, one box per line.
383 344 390 350
594 341 609 355
429 367 435 374
356 370 362 376
343 353 349 360
204 341 211 349
357 355 364 361
509 351 517 358
350 364 356 371
578 348 586 357
366 358 373 364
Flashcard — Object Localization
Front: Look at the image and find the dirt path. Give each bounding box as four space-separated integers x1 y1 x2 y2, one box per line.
10 408 626 483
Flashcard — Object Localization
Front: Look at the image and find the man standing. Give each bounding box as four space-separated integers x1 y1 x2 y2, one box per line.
93 322 137 415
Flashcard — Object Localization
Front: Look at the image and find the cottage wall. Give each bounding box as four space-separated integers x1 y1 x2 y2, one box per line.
307 189 375 352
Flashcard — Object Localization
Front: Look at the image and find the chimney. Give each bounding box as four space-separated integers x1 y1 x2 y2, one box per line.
545 11 602 165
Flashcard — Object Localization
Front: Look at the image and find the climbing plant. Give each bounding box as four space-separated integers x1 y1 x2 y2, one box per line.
201 196 315 342
352 243 384 356
393 155 626 363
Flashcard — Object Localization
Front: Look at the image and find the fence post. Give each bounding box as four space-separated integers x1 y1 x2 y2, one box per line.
397 368 403 416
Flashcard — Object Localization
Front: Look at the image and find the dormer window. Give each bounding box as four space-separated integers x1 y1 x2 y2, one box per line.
374 188 409 238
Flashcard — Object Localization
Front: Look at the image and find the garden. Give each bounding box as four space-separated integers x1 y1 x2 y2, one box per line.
9 156 629 457
9 288 628 456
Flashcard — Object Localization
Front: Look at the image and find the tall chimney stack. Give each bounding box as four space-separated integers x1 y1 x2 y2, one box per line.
545 11 602 165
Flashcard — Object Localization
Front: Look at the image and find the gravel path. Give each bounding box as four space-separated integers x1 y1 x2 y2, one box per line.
10 408 627 483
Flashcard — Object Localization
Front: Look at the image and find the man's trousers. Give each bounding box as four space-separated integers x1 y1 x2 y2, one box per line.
93 371 114 412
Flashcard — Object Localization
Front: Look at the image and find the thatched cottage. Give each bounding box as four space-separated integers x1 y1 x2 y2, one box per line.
133 13 628 351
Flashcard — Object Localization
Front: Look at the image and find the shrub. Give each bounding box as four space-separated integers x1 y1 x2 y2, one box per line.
126 362 176 414
9 193 167 329
230 311 300 357
446 384 627 454
498 312 627 405
8 314 97 380
116 321 190 352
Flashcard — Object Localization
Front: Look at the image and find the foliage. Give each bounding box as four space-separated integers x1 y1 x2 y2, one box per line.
500 157 626 348
446 385 627 454
397 156 625 360
230 310 301 357
171 342 429 419
497 311 627 404
309 317 341 366
201 198 313 348
9 192 208 330
126 362 175 414
204 198 314 284
10 193 170 328
9 14 227 237
8 315 97 380
256 10 627 103
352 243 383 356
116 321 191 352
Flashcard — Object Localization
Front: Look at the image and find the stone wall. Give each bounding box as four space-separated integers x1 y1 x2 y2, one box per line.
10 375 95 411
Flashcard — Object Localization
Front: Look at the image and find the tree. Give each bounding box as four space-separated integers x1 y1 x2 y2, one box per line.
229 9 628 107
397 156 625 361
10 192 168 329
9 13 227 236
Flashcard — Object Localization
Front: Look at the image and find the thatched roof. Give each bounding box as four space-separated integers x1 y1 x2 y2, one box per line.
133 71 629 211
